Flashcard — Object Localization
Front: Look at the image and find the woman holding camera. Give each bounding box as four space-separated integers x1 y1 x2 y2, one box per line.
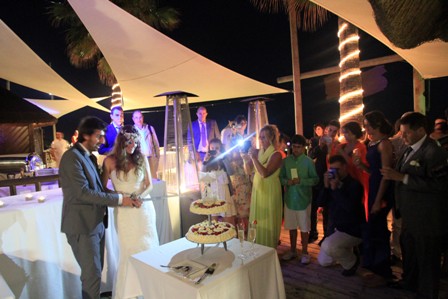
243 124 283 248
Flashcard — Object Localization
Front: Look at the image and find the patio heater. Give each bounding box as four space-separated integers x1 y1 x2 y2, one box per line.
155 91 205 236
243 97 271 148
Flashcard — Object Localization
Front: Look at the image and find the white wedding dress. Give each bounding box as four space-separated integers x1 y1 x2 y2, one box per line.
110 169 159 299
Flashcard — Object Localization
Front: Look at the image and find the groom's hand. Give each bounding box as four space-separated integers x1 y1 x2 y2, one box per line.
122 197 142 208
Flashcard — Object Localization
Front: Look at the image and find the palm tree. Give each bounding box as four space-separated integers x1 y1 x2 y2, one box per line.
250 0 329 134
337 19 363 126
48 0 180 87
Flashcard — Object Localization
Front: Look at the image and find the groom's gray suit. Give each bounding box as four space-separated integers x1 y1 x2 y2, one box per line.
60 142 120 299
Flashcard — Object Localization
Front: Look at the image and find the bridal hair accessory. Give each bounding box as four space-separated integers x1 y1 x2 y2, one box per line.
119 127 139 143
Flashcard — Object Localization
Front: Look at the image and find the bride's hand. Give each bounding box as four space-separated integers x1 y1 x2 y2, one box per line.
132 199 142 208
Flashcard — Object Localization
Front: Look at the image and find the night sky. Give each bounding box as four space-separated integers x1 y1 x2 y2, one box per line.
1 0 447 147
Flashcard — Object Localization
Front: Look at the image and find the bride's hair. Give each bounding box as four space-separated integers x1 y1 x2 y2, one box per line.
111 125 144 178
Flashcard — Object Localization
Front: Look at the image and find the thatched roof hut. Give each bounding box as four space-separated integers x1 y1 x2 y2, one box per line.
0 87 57 155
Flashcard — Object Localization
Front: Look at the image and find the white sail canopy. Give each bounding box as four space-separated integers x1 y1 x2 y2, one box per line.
67 0 288 111
0 20 109 117
311 0 448 79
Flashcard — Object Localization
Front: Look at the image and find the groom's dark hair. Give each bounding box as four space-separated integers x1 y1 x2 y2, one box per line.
77 116 107 143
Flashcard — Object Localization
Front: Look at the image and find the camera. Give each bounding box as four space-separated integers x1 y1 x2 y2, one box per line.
240 140 252 153
328 168 337 179
208 150 217 156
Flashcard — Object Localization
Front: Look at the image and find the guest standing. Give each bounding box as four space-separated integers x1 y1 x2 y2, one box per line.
280 135 318 263
101 125 159 299
132 110 160 179
60 117 137 299
51 131 70 167
227 116 252 227
307 123 325 243
98 106 124 155
308 120 340 243
187 106 220 162
382 112 448 298
71 129 79 146
243 124 283 248
354 111 394 286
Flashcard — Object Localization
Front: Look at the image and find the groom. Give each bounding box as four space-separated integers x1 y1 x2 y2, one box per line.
60 116 139 299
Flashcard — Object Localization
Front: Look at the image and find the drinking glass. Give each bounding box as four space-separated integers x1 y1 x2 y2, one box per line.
237 223 247 260
248 222 257 256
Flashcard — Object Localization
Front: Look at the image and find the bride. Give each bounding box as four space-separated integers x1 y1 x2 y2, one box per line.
101 125 159 299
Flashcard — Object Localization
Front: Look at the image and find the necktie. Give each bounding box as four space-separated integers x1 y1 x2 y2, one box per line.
400 147 413 169
201 123 207 147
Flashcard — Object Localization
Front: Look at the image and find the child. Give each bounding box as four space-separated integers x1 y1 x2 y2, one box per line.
280 135 319 264
202 138 236 225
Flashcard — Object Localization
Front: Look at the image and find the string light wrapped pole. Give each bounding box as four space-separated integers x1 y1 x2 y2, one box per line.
338 19 364 126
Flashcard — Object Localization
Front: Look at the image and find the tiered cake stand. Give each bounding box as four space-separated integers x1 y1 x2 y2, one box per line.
186 201 235 254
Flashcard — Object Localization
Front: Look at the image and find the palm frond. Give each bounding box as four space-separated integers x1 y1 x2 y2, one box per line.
295 2 329 32
97 57 116 86
250 0 329 32
67 37 100 68
47 1 82 27
47 0 180 85
250 0 287 13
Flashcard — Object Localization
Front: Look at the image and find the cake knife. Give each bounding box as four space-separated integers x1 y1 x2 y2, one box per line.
195 263 217 284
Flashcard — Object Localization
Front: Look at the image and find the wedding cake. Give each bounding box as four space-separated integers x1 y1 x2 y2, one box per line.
186 220 236 244
185 172 236 245
189 199 227 215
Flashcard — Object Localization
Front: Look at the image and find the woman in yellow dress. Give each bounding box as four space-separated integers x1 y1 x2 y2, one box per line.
243 124 283 248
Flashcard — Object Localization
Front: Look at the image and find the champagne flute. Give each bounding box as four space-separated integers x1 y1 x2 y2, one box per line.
248 222 257 256
352 148 361 166
237 223 247 260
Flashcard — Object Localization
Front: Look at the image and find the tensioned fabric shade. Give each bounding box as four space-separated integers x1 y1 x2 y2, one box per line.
68 0 288 111
310 0 448 79
0 20 109 117
24 97 110 119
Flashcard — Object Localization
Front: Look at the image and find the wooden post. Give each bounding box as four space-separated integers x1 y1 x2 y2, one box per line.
288 0 303 135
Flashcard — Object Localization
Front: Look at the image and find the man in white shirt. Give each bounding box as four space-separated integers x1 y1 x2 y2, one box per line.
51 131 70 167
132 110 160 179
381 112 448 298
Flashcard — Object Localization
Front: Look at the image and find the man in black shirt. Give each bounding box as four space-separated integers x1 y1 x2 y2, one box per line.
317 155 366 276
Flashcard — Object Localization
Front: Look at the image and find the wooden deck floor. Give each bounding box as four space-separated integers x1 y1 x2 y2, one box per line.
276 217 448 299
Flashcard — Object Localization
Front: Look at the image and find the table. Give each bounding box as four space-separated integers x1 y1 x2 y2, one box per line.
0 180 172 299
128 238 286 299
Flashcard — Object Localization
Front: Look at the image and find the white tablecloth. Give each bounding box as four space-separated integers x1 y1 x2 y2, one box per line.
128 238 286 299
0 180 172 299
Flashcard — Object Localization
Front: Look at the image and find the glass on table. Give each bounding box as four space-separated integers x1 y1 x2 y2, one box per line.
247 222 257 256
237 223 248 260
